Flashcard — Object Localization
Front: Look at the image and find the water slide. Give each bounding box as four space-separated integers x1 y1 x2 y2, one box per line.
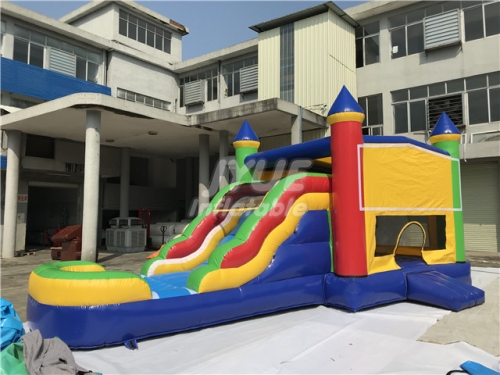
141 172 332 298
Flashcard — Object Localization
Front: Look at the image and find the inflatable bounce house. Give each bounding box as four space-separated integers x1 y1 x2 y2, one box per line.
26 87 484 349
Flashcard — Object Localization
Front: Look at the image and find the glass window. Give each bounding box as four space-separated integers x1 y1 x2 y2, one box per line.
76 57 86 80
468 89 489 124
147 30 154 47
426 3 443 17
117 88 126 98
392 89 408 102
407 23 424 55
355 39 363 68
88 62 98 82
128 22 137 40
443 1 461 12
356 22 380 67
138 26 146 43
490 88 500 122
119 18 127 36
367 95 383 125
464 6 484 41
47 37 60 49
364 21 379 35
485 2 500 36
31 31 45 45
14 25 29 39
410 86 427 99
389 15 406 28
407 9 425 23
489 71 500 86
391 28 406 58
13 38 29 63
429 83 446 97
163 38 171 53
466 75 487 90
87 51 101 64
410 100 427 131
29 43 44 68
226 74 233 97
447 79 464 93
365 35 380 65
74 46 86 58
394 103 408 133
155 34 162 50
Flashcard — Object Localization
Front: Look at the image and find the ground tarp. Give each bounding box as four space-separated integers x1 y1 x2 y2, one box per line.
71 267 499 374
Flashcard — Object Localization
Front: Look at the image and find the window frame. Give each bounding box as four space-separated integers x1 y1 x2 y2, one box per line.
119 9 172 54
355 21 380 68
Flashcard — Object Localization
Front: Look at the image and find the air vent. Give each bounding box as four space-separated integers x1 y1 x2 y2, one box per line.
424 9 461 50
184 80 205 106
49 48 76 77
240 65 258 94
428 94 463 131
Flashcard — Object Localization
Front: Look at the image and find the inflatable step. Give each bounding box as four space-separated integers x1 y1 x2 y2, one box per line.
406 270 485 312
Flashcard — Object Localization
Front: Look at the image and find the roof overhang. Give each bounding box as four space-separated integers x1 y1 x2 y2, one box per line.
1 94 327 158
250 1 358 33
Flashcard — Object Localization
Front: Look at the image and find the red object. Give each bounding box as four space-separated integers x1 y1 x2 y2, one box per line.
330 120 368 277
221 176 330 268
51 225 83 261
52 227 62 247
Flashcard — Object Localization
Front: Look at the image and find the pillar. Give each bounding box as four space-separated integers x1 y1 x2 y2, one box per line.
327 86 368 277
119 147 130 218
429 112 465 262
219 130 229 190
198 134 210 214
2 130 21 258
81 110 101 262
291 110 302 145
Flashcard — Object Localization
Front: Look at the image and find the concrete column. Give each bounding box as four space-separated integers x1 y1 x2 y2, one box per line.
81 110 101 262
185 157 193 218
198 134 210 214
218 130 229 190
2 130 21 258
119 147 130 217
291 110 302 145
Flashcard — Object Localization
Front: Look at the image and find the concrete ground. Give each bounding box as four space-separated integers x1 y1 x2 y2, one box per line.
1 248 499 356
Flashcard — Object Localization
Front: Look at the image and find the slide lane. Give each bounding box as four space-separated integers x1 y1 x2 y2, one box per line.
141 182 274 276
187 173 331 293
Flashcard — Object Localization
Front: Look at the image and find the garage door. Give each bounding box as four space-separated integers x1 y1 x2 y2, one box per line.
461 162 499 252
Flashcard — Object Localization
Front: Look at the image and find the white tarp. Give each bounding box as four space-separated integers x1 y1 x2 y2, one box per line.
73 268 500 374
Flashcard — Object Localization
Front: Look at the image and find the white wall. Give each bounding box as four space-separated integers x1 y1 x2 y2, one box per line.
107 52 179 107
68 4 115 40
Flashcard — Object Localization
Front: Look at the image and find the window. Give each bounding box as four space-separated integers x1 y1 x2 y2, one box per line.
119 9 172 54
117 88 170 111
1 21 5 51
25 135 55 159
179 68 218 107
464 1 500 41
358 94 384 135
355 21 380 67
389 11 424 59
13 25 45 68
280 23 294 102
223 56 257 97
392 71 500 133
13 25 102 82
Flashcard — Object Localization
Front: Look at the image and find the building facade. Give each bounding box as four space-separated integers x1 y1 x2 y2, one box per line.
348 0 500 252
0 1 354 256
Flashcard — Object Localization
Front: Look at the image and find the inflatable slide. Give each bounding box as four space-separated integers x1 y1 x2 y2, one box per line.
26 87 485 349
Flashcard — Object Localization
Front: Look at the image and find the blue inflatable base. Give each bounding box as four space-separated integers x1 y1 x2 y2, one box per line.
27 259 482 349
